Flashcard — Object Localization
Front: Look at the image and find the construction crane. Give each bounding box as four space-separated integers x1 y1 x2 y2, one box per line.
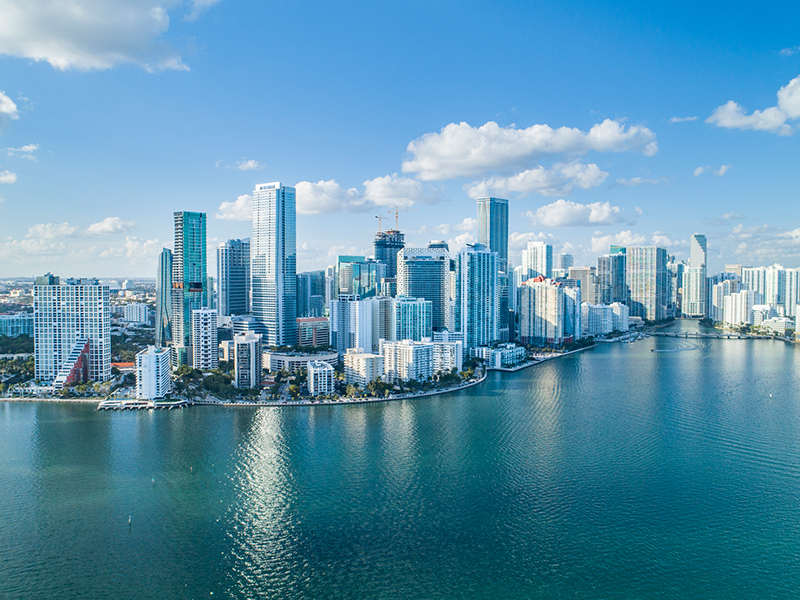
375 214 386 233
387 206 419 230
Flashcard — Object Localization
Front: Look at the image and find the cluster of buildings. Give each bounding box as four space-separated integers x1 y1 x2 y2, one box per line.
20 180 798 401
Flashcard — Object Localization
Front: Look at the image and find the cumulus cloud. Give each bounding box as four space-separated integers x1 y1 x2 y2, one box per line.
713 164 732 176
0 169 16 183
508 231 557 252
215 194 253 221
234 159 264 171
414 217 477 238
706 74 800 135
26 222 79 239
185 0 221 21
693 166 705 177
402 118 658 181
590 230 647 254
650 232 687 248
445 232 477 254
0 0 217 71
719 222 800 264
669 116 698 123
6 143 37 159
526 199 629 228
466 161 607 198
0 90 19 122
296 174 440 215
85 216 135 236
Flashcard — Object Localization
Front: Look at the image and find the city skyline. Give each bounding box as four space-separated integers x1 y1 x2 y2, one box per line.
1 1 800 277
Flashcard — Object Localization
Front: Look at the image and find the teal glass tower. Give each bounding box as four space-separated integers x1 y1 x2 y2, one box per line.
251 182 297 346
172 211 208 364
155 247 173 347
477 197 509 272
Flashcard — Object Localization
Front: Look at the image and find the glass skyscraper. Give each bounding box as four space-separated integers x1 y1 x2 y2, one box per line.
251 182 297 346
155 248 173 347
396 244 449 332
172 211 208 364
454 243 498 349
374 230 405 279
477 197 509 271
217 238 250 317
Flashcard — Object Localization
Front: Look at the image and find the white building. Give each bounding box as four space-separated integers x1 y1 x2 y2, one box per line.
581 303 614 337
520 241 553 280
123 303 150 323
262 350 338 373
329 295 374 356
135 346 172 401
191 308 218 370
610 302 630 332
380 339 435 383
488 344 526 368
34 274 111 385
723 290 762 327
234 331 262 389
433 340 463 374
517 277 581 347
308 360 335 396
750 304 778 326
433 330 464 344
343 347 384 386
761 317 794 335
0 313 34 337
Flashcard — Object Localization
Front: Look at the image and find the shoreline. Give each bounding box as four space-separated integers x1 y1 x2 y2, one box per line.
0 343 600 407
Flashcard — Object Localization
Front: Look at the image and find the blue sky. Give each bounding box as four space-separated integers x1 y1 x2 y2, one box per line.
1 0 799 277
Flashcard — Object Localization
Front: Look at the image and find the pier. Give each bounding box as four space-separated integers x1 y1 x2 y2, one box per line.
97 399 189 411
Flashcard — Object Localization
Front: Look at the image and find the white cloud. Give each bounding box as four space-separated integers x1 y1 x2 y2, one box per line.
85 216 135 236
0 89 19 120
26 222 79 239
215 194 253 221
615 177 663 186
402 118 658 181
706 75 800 135
234 159 264 171
185 0 220 21
415 217 477 238
508 231 557 252
650 232 687 248
296 174 440 215
693 166 705 177
6 142 38 159
445 232 477 254
0 0 205 71
781 46 800 57
296 180 363 215
590 230 647 254
526 199 629 228
713 164 732 176
669 116 698 123
466 161 607 198
0 169 16 183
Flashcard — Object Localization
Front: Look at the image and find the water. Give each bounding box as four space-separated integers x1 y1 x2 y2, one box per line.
3 322 800 599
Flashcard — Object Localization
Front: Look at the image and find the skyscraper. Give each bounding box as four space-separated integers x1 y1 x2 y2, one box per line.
373 229 405 278
296 270 326 317
555 253 574 271
455 244 498 349
477 197 509 271
520 241 553 280
392 295 433 341
626 246 669 321
34 274 111 386
517 277 581 347
172 211 208 364
396 244 449 331
596 253 627 304
217 238 250 317
191 308 218 370
251 182 297 346
684 234 708 317
155 248 172 347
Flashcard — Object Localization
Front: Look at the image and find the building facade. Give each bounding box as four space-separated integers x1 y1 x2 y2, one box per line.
191 308 218 370
135 346 172 400
217 238 250 317
454 244 498 349
343 347 384 386
251 182 297 346
380 339 435 383
297 317 330 347
233 331 262 389
626 246 669 321
172 212 208 364
34 274 111 384
308 360 335 396
396 244 449 331
155 248 172 347
392 296 433 342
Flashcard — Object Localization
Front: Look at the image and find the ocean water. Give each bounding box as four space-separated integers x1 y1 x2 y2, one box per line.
3 322 800 599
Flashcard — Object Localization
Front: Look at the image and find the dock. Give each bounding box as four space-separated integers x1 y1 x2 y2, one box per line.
97 398 189 411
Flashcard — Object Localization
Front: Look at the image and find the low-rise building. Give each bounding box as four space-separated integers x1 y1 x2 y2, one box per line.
343 347 384 386
135 346 172 401
433 340 463 374
610 302 630 332
760 316 794 335
123 303 150 323
308 360 335 396
488 344 526 368
0 313 34 337
262 350 338 374
380 339 434 383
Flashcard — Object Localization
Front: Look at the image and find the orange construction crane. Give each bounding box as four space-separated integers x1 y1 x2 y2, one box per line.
387 206 419 230
375 214 386 233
